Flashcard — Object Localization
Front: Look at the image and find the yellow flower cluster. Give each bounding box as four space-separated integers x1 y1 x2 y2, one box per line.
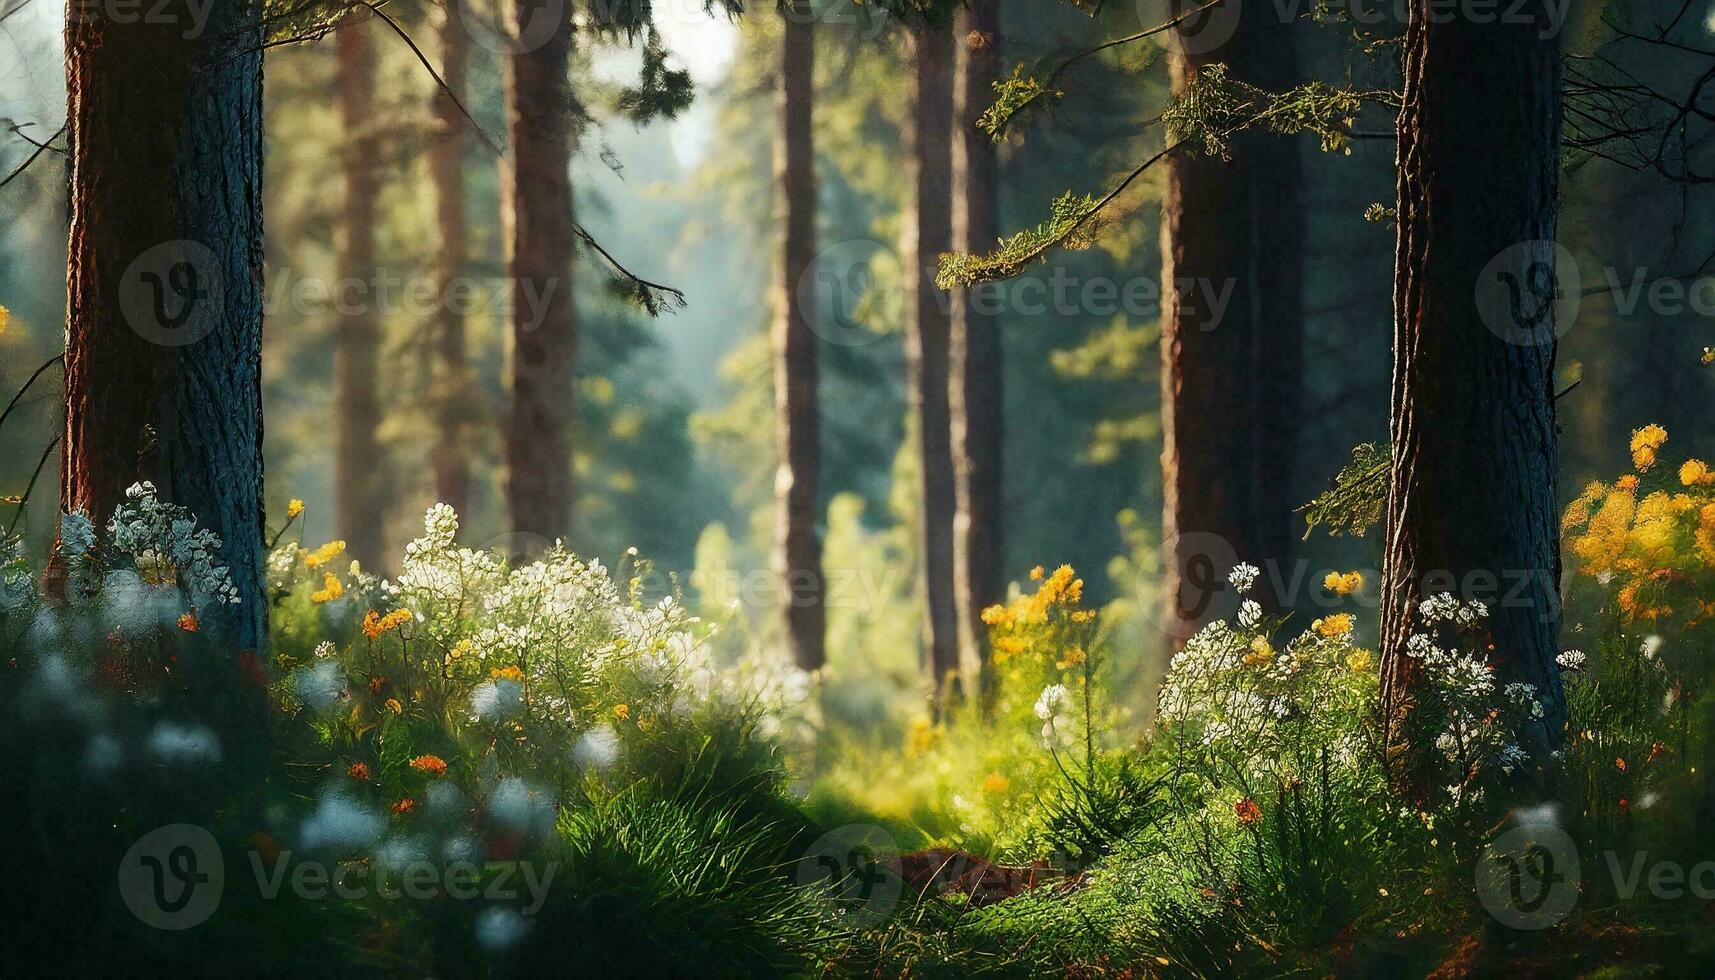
286 499 305 519
980 564 1091 667
1312 613 1355 639
310 573 344 603
362 608 413 641
1631 424 1668 472
1565 425 1715 625
303 540 347 569
491 665 524 682
1322 570 1364 596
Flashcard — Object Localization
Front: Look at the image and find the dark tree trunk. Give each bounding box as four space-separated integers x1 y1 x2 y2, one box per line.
1380 0 1565 769
1159 6 1303 653
335 12 386 568
63 0 266 649
907 24 960 701
951 4 1003 692
506 2 576 543
773 2 825 671
430 0 472 518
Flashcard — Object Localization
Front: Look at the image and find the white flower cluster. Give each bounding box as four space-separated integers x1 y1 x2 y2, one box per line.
1157 565 1373 784
1035 683 1073 747
106 482 242 606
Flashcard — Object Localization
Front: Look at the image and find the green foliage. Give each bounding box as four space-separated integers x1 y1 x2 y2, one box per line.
1300 441 1390 539
978 65 1060 141
1162 64 1363 160
503 790 826 978
937 191 1107 289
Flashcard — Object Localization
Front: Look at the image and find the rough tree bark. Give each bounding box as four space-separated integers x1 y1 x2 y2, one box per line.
63 0 266 649
907 24 961 701
506 1 576 543
430 0 471 518
950 3 1003 692
1159 6 1303 654
1380 0 1566 770
335 11 387 568
773 2 826 671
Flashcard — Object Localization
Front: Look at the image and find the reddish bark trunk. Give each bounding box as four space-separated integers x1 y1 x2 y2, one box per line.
773 2 826 671
951 3 1004 693
336 12 387 568
505 2 576 543
1380 0 1565 769
908 24 960 702
63 0 266 649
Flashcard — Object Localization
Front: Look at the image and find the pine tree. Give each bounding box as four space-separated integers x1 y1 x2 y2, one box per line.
335 10 387 568
950 3 1005 691
506 1 577 543
62 0 267 648
772 1 826 671
1379 0 1566 775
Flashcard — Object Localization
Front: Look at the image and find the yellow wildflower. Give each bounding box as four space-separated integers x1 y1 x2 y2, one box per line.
1680 458 1714 487
1631 425 1667 472
449 639 470 661
980 604 1011 627
1056 646 1087 670
1314 613 1355 639
384 697 403 714
1346 648 1375 673
361 608 413 641
491 665 524 682
1616 475 1640 492
906 716 940 757
612 703 630 721
310 573 344 603
1322 571 1364 596
1070 610 1097 624
982 773 1011 794
286 498 304 519
1242 635 1274 667
303 540 347 569
1029 565 1045 581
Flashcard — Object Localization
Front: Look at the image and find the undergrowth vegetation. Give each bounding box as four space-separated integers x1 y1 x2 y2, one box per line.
2 425 1715 976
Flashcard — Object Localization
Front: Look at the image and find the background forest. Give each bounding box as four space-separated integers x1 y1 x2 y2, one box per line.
2 0 1715 976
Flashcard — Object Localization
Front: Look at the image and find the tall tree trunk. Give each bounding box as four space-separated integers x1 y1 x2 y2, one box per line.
1159 7 1303 653
63 0 266 650
336 11 386 568
773 2 825 671
1380 0 1565 771
950 4 1003 693
907 24 960 701
506 2 576 543
430 0 471 518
